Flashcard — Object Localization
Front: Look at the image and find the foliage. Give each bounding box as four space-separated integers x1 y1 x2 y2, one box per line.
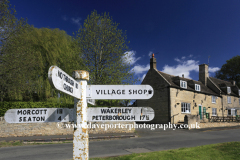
0 101 74 116
215 55 240 87
75 10 139 106
75 10 136 85
0 0 28 48
0 26 86 101
0 0 29 101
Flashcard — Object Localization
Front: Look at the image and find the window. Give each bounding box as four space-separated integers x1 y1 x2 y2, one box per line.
180 80 187 89
227 96 231 104
239 98 240 105
212 96 216 103
239 90 240 96
195 84 201 91
228 109 236 116
227 87 231 94
212 108 217 116
181 103 191 113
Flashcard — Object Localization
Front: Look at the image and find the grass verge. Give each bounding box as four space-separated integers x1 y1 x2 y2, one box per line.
90 142 240 160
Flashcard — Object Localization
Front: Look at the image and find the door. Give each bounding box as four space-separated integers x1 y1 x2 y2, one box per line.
199 106 202 119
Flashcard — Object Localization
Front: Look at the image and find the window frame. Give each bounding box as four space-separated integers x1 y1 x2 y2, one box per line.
212 96 216 103
180 80 187 89
227 87 231 94
181 102 191 113
195 84 201 91
228 109 236 116
227 96 231 104
212 108 217 116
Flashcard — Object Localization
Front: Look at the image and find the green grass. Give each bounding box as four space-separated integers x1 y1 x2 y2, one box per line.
90 142 240 160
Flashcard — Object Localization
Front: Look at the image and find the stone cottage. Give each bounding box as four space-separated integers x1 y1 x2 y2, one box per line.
137 54 240 124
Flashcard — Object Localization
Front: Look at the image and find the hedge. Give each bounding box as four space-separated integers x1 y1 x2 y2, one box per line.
0 102 74 117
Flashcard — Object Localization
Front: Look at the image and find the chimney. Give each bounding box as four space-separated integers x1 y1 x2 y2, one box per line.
231 80 236 86
150 53 157 69
199 64 209 86
182 74 184 78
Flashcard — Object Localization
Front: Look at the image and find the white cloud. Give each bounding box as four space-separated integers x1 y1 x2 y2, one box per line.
141 74 146 81
131 64 150 74
122 50 141 65
71 17 81 26
148 51 153 58
162 57 220 79
209 67 220 73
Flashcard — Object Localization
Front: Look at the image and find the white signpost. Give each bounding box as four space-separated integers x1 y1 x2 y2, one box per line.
4 108 73 123
87 107 154 122
4 66 155 160
48 66 81 99
86 85 154 99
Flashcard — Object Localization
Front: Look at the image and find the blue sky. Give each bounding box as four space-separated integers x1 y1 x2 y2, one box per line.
10 0 240 83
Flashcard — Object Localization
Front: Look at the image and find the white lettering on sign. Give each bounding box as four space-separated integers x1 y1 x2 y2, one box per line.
4 108 72 123
48 66 81 99
87 107 155 121
86 85 154 99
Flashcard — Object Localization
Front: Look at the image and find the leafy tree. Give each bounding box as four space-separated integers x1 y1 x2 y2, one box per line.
0 27 86 101
0 0 27 49
75 10 137 85
215 55 240 87
75 10 139 107
0 0 29 101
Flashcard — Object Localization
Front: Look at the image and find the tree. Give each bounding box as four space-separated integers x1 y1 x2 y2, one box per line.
0 0 27 50
0 27 86 101
75 10 137 85
215 55 240 87
0 0 29 101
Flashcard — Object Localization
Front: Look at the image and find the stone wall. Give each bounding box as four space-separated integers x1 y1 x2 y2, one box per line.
0 117 135 137
184 116 240 129
199 122 240 129
170 88 222 123
137 69 170 124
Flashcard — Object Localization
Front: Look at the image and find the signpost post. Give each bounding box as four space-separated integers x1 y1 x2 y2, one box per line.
72 70 89 160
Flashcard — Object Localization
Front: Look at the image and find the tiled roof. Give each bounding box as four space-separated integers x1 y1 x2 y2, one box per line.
158 71 219 96
209 77 239 96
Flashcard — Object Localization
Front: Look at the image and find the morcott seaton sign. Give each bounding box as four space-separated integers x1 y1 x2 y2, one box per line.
4 66 155 160
4 108 73 123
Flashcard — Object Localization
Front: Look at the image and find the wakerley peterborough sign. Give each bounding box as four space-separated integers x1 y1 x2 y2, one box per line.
87 107 154 121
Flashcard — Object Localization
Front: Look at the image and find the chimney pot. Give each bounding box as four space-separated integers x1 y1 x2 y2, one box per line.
150 53 157 69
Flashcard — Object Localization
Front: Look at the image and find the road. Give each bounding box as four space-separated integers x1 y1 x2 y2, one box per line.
1 128 240 160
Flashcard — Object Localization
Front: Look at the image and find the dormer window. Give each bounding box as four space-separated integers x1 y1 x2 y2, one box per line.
180 80 187 89
195 84 201 91
227 87 231 94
